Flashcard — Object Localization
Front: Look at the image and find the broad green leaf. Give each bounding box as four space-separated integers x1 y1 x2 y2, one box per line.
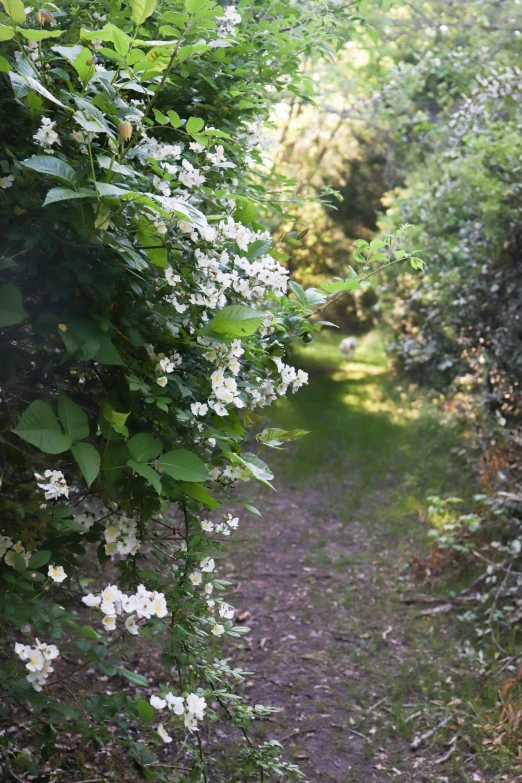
179 481 220 509
128 433 162 462
210 305 266 339
11 552 27 574
185 0 207 13
94 336 125 366
235 452 273 486
73 47 96 84
186 116 204 134
9 72 65 107
119 669 148 686
21 155 78 186
288 280 308 306
71 443 100 487
28 550 51 569
152 108 168 125
0 24 15 40
43 187 96 207
168 109 181 128
58 392 89 441
131 0 156 27
233 196 258 225
247 238 271 258
1 0 25 24
128 460 162 494
13 400 72 454
320 279 362 294
0 55 10 73
137 699 154 722
256 427 310 448
0 283 26 327
17 27 63 41
79 625 101 640
160 449 209 482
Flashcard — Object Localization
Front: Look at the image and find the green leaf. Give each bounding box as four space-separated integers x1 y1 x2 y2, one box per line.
1 0 26 24
0 283 26 327
119 669 148 686
94 336 125 366
11 552 27 574
137 699 154 722
257 427 310 448
0 55 11 72
152 108 168 125
186 116 205 134
288 280 308 306
179 481 220 509
28 550 51 569
43 187 96 207
72 46 96 84
17 27 63 41
127 460 162 494
13 400 72 454
128 433 162 463
0 24 15 40
79 625 101 640
167 110 181 128
58 392 89 441
233 196 258 225
71 443 100 487
160 449 209 482
131 0 156 26
320 279 362 294
21 155 78 186
235 452 274 486
185 0 206 12
209 305 266 339
9 72 66 107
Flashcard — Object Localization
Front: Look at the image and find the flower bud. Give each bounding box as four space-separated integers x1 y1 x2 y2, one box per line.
36 8 55 24
118 120 132 141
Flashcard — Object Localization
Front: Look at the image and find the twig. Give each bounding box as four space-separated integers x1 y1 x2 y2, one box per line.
411 716 451 751
280 728 316 742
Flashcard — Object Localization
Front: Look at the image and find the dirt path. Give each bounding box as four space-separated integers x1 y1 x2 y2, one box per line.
219 333 511 783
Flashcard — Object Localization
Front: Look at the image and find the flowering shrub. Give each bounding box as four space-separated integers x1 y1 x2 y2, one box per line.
0 0 414 777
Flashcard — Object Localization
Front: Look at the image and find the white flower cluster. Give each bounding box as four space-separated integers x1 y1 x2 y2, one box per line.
15 639 59 691
33 117 60 149
34 470 70 500
104 515 141 557
201 513 239 536
0 537 31 568
82 583 168 633
150 691 207 737
216 5 242 37
0 173 14 189
272 358 308 396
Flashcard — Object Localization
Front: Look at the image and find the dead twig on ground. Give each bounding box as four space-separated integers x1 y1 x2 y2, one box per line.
411 716 451 751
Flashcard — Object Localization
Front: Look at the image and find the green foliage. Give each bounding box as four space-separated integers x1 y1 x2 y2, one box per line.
0 0 383 778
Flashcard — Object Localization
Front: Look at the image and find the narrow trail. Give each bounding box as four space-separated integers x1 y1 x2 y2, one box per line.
220 333 504 783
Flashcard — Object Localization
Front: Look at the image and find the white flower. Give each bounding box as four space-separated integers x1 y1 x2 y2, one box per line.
151 593 168 618
136 596 153 618
158 357 175 374
200 557 215 573
165 266 181 286
157 723 173 743
0 174 14 189
150 695 167 710
204 583 213 595
186 693 206 720
102 615 117 631
100 600 116 616
26 649 45 671
219 602 235 619
33 117 60 148
38 642 59 660
124 614 140 635
201 520 214 532
191 402 208 416
166 693 185 714
48 564 67 583
156 376 168 387
35 470 69 500
189 571 202 586
82 593 101 608
101 585 120 603
0 535 13 557
211 623 225 636
184 713 199 731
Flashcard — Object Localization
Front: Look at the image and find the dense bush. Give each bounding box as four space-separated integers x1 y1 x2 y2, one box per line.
0 0 415 778
0 0 351 778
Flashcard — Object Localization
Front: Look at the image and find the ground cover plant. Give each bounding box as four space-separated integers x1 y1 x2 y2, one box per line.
0 0 421 780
